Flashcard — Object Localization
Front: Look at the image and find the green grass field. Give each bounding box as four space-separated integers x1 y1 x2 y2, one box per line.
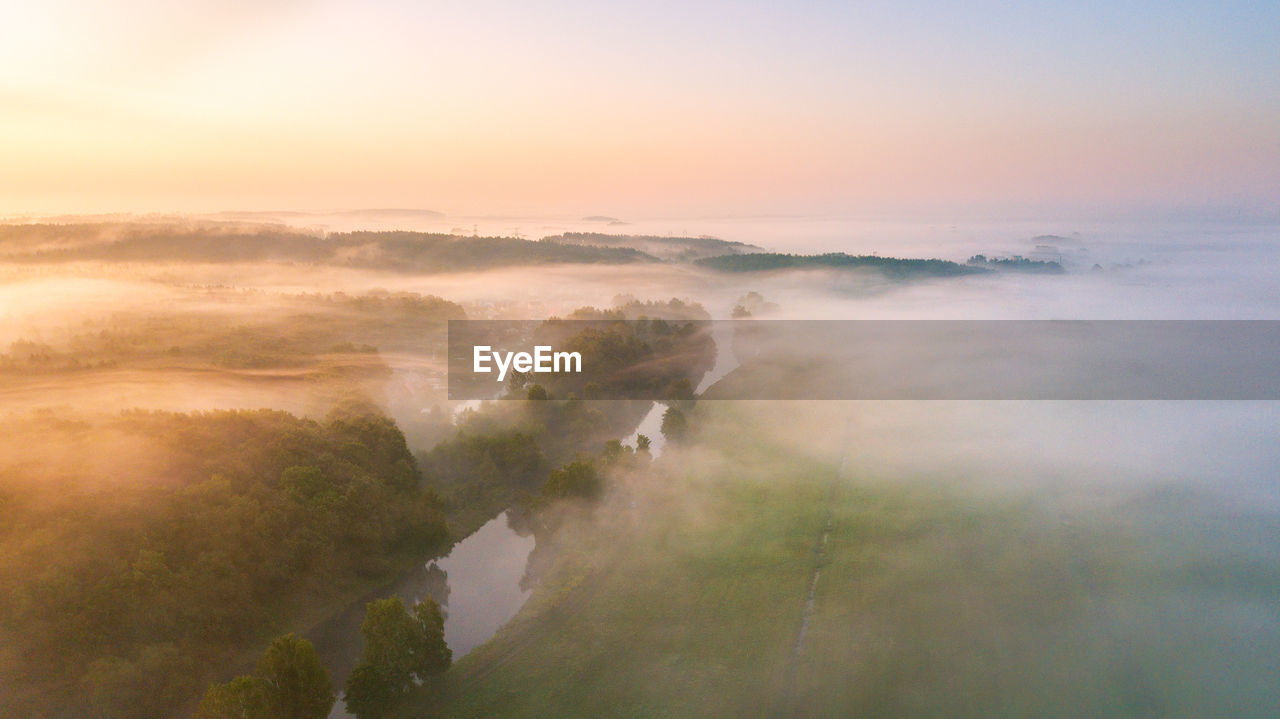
409 406 832 718
398 403 1277 718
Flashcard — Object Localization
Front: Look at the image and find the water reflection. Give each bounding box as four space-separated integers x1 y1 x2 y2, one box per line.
433 512 537 657
314 511 535 717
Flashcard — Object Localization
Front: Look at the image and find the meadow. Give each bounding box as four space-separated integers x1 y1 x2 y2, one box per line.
408 399 1280 718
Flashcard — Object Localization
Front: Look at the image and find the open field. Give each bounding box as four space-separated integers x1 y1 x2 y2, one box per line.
406 401 1280 718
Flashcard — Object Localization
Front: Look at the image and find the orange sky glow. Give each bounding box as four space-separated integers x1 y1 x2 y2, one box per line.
2 1 1277 219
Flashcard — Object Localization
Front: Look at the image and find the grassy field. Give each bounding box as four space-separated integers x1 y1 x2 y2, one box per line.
399 402 1275 718
408 406 831 718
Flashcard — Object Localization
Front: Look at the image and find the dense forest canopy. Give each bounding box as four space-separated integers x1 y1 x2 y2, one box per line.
0 407 448 719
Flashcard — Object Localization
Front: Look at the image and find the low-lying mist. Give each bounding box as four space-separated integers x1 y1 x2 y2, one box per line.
578 398 1280 717
1 216 1276 717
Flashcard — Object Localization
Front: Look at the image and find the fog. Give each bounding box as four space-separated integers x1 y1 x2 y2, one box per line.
1 216 1277 717
540 219 1279 715
5 215 1276 504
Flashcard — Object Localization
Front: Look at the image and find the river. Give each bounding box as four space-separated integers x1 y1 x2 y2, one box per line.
320 319 737 716
625 319 739 458
320 511 535 718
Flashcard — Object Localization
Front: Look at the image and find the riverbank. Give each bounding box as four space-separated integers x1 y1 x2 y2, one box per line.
208 485 508 714
404 403 836 717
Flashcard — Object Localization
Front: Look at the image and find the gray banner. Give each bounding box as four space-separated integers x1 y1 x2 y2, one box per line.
448 320 1280 400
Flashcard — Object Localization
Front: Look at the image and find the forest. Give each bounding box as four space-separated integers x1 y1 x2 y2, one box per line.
0 221 1135 719
541 233 764 261
0 246 716 718
0 223 999 281
6 1 1275 714
429 299 713 526
0 224 652 270
694 252 987 278
966 254 1065 273
0 406 449 718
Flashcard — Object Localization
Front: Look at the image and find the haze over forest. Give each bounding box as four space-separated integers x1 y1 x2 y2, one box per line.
1 216 1277 718
3 1 1279 718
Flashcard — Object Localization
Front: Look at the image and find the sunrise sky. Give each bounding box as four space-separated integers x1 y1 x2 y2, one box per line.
2 1 1277 218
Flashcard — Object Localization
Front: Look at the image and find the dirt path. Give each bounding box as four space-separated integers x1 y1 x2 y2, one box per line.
779 422 850 717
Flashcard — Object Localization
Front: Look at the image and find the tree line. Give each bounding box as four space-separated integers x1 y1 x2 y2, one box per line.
0 223 653 271
695 252 986 279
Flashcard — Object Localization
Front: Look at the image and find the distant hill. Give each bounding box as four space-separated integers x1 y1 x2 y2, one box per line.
544 232 766 261
582 215 628 225
695 252 986 279
0 223 655 270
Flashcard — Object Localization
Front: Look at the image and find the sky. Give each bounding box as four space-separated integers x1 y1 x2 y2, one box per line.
1 0 1277 219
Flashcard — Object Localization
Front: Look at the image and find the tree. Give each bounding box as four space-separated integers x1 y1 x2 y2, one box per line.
344 596 451 718
663 378 696 412
342 663 396 719
601 438 624 463
410 599 451 676
196 634 333 719
635 434 652 462
660 407 688 443
256 634 334 719
195 676 268 719
542 459 602 499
